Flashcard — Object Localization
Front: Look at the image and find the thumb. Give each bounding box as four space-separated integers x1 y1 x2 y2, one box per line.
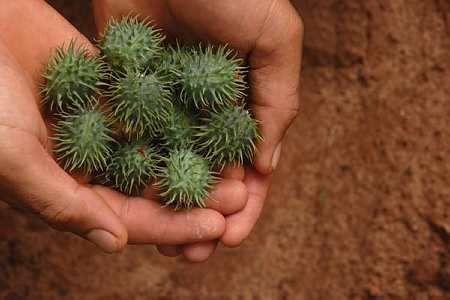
0 129 128 253
249 2 303 175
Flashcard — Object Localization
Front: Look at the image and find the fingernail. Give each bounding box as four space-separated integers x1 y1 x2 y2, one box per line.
86 229 119 253
271 143 282 171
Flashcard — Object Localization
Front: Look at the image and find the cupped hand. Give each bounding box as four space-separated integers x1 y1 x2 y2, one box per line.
0 0 247 255
93 0 303 261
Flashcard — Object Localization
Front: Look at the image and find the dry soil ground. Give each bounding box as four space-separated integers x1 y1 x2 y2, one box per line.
1 0 450 299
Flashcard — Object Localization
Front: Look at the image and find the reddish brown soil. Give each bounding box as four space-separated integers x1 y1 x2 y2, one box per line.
1 0 450 299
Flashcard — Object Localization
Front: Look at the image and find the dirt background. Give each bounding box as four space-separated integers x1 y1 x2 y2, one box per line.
1 0 450 299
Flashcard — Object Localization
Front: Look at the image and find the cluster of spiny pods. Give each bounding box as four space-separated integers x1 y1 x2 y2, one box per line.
42 16 260 209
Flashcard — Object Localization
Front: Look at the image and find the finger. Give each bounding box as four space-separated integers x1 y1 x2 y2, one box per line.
177 171 250 261
92 0 189 40
92 0 130 34
206 179 248 215
0 131 127 253
154 172 250 259
180 172 250 260
152 177 246 260
221 168 271 247
92 0 174 35
249 2 304 175
144 177 245 259
92 186 226 245
143 177 247 216
156 245 182 257
169 171 248 262
182 241 218 263
220 164 245 180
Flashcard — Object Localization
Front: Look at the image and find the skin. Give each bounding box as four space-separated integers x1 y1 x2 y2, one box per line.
92 0 304 261
0 0 249 257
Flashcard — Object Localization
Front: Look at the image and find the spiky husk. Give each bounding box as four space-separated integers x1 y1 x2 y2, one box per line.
99 16 163 71
195 105 261 166
107 70 173 138
159 149 216 209
175 45 247 110
42 41 107 111
104 141 160 195
161 105 197 150
149 45 184 83
53 105 115 173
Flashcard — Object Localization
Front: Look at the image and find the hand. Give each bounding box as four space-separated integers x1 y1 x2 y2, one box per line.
0 0 246 256
93 0 303 261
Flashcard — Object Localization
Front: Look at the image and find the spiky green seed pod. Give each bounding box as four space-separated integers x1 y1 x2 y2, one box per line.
149 46 183 82
159 149 217 209
53 105 115 173
104 141 160 195
175 45 247 110
107 70 173 138
99 16 164 71
42 41 106 111
195 105 261 166
161 105 197 150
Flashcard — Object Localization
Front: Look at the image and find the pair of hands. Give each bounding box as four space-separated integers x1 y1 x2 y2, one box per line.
0 0 303 262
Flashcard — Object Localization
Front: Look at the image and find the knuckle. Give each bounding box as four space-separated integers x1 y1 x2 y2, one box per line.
288 83 301 114
292 103 300 118
291 14 304 39
40 202 74 229
192 212 225 241
39 188 86 231
233 181 248 206
285 97 300 123
287 108 300 128
290 98 301 114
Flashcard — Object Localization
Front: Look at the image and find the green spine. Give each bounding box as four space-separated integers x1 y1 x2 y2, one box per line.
42 40 106 111
105 141 160 195
99 16 163 71
107 70 173 138
161 105 197 150
175 45 247 110
43 18 260 209
159 149 216 209
53 104 115 173
149 45 184 83
195 105 261 166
